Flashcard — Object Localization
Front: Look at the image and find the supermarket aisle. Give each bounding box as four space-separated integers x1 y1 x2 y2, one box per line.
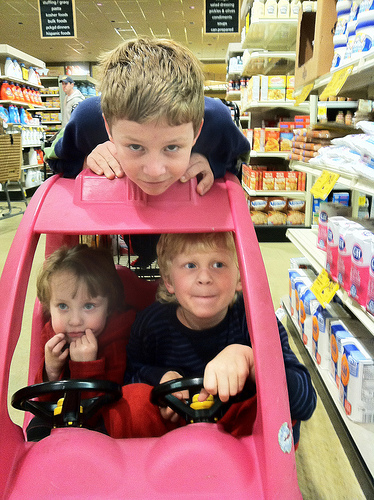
0 206 366 499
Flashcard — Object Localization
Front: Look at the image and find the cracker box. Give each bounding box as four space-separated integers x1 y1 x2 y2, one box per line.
286 75 295 101
311 302 350 370
268 197 288 225
339 339 374 422
249 197 268 225
287 198 305 225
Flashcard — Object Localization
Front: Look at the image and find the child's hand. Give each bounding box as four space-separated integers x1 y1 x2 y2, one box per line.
180 152 214 196
201 344 255 403
44 333 69 382
158 371 188 423
84 141 124 179
69 329 98 362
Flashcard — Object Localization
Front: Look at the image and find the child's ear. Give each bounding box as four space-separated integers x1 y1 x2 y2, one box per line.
192 119 204 146
236 273 242 293
103 114 114 142
163 275 175 295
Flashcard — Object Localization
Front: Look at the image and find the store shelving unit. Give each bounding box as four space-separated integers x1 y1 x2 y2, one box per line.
285 228 374 480
0 45 46 196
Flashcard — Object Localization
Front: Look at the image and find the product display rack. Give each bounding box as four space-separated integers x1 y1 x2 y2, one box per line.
285 49 374 487
240 17 310 231
284 227 374 484
0 46 46 197
40 76 61 139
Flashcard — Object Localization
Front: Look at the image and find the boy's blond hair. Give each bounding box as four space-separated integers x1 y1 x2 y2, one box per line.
98 37 205 135
37 244 125 316
156 232 239 303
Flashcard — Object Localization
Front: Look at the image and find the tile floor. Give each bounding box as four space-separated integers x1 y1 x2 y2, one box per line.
0 202 369 499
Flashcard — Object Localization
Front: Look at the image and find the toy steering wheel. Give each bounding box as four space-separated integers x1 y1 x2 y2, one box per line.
151 376 254 424
11 379 122 428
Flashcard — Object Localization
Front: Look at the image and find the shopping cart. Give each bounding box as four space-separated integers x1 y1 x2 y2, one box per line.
0 170 301 498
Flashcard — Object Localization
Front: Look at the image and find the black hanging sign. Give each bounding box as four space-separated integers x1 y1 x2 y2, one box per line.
205 0 239 34
38 0 77 38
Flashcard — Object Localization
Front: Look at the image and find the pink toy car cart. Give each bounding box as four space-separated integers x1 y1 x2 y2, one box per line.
0 171 302 499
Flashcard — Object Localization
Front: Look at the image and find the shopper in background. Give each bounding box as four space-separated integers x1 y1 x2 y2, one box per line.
60 76 85 127
27 244 136 441
103 232 316 447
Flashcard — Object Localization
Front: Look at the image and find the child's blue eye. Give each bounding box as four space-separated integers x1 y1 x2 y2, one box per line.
185 262 196 269
213 262 224 268
84 303 95 310
58 303 68 310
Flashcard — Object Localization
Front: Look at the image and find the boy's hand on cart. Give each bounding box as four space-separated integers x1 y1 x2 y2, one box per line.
180 152 214 196
202 344 255 403
84 141 124 179
70 329 98 362
44 333 69 381
158 371 188 423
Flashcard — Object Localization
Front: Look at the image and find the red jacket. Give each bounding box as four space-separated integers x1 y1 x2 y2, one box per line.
35 309 136 385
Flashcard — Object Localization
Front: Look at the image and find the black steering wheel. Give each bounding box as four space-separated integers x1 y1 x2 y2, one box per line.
151 376 255 424
11 379 122 428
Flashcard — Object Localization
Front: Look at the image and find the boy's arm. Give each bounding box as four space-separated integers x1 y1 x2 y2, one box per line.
277 318 317 421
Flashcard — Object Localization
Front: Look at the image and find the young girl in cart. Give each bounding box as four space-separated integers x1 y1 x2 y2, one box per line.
27 244 136 440
103 232 317 446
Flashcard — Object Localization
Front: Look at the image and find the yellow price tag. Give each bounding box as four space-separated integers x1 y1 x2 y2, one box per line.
294 83 314 106
310 269 339 308
319 65 354 101
310 170 340 200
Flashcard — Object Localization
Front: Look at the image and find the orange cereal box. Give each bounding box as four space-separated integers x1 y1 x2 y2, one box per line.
264 128 280 152
262 171 275 190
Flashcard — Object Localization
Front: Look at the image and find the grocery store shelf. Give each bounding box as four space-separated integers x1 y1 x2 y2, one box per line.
282 295 374 482
242 18 298 52
243 101 309 113
243 184 306 198
242 50 295 77
250 151 290 159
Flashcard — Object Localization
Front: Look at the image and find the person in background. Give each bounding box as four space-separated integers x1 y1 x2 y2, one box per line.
103 232 316 447
60 75 85 127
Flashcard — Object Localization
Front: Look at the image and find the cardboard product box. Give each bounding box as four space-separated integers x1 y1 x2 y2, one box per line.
268 196 288 225
249 197 269 225
286 75 295 101
299 287 320 352
295 0 337 88
311 302 351 370
247 75 261 102
267 75 286 101
264 127 280 152
329 318 373 389
253 128 264 152
46 66 65 77
339 338 374 423
287 197 306 225
289 269 316 320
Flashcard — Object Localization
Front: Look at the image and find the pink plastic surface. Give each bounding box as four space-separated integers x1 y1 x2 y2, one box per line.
0 171 301 499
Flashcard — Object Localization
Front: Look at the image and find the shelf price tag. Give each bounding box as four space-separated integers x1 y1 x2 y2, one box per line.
310 170 340 200
294 83 314 106
319 65 354 101
310 269 339 308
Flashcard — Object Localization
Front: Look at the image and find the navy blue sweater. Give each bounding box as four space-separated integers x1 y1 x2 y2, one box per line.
124 296 317 424
48 96 250 179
